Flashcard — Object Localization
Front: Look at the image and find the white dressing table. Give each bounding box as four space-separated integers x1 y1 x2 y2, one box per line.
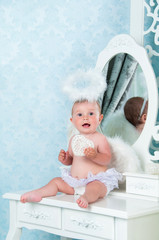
4 34 159 240
3 191 159 240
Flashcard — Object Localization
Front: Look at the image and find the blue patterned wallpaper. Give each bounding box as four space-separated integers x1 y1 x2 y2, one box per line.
0 1 130 240
144 0 159 81
144 0 159 153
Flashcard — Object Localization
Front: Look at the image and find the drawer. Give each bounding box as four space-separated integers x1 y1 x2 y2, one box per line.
62 209 114 239
125 173 159 197
17 202 61 229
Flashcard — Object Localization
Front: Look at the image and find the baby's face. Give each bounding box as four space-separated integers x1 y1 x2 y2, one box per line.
70 101 103 134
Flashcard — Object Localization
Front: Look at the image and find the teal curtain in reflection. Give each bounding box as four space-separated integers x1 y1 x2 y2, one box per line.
101 53 138 129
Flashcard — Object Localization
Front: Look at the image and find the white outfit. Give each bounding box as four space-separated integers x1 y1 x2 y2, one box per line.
61 167 122 196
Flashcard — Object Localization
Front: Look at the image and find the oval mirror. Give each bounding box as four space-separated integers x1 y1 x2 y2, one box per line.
99 54 148 146
95 34 158 171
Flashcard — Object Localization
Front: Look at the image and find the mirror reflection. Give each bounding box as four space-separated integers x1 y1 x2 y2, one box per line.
100 53 148 145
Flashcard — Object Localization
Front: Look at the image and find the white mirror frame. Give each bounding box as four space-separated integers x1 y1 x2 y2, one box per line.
95 34 158 170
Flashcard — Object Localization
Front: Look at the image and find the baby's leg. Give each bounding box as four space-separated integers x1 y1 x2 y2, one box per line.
20 177 74 203
76 181 107 208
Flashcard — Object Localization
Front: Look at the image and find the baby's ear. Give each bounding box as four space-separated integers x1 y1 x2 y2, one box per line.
99 114 103 123
141 113 147 123
70 117 73 122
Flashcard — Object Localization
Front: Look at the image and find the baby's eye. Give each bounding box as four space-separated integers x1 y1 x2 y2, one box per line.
77 113 82 117
89 112 94 116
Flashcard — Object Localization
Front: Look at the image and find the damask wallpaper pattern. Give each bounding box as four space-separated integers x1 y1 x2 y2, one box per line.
144 0 159 152
144 0 159 80
0 1 130 239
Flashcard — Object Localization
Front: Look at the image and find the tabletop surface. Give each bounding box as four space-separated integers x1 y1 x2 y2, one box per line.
3 191 159 219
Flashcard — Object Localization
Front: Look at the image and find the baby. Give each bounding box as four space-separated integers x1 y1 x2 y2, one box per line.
21 100 122 208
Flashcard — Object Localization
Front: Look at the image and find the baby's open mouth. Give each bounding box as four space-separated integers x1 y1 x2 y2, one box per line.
82 123 90 128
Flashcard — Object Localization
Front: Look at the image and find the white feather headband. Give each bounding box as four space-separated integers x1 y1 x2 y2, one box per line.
63 69 107 102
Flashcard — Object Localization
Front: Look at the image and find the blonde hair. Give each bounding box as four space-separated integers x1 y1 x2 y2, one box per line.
71 99 101 116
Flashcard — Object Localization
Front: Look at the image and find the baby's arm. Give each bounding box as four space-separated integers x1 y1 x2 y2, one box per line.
84 135 111 166
58 149 73 165
58 137 74 165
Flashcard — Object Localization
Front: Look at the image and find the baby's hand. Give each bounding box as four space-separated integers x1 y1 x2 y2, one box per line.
58 149 69 164
84 147 97 159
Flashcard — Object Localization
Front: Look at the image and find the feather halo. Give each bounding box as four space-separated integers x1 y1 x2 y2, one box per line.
63 69 107 102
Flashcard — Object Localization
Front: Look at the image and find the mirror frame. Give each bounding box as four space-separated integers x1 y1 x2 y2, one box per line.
95 34 158 170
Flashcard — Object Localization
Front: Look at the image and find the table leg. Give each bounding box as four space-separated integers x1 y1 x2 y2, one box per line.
6 228 22 240
6 200 22 240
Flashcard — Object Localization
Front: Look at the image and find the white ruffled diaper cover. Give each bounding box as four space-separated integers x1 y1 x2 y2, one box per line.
61 167 122 196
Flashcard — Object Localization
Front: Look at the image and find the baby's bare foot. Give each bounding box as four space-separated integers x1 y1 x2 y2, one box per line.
76 196 88 208
20 191 42 203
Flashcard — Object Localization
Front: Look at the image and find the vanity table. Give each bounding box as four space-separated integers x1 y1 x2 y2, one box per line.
3 34 159 240
3 191 159 240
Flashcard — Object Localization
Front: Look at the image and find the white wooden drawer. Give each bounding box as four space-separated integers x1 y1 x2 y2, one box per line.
18 202 61 229
125 173 159 197
62 209 114 239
